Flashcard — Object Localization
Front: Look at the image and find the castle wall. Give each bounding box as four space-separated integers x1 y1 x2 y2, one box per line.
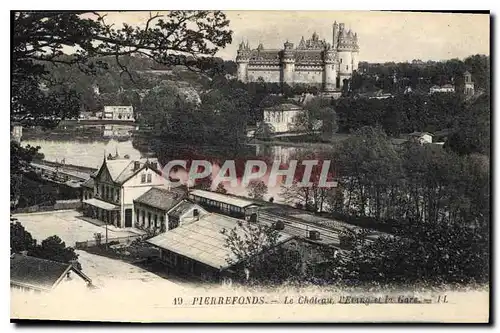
247 67 281 83
237 62 248 83
293 68 324 85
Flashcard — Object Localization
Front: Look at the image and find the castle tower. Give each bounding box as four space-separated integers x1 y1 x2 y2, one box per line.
332 21 339 50
351 32 359 72
336 23 353 89
323 46 337 92
282 41 295 85
236 41 250 83
464 71 475 96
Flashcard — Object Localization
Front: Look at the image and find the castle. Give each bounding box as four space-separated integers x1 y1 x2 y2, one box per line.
236 22 359 93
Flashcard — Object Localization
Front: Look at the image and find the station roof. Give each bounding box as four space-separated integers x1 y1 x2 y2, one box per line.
189 190 256 209
147 213 293 270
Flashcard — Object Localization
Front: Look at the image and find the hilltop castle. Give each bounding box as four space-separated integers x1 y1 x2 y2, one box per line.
236 22 360 93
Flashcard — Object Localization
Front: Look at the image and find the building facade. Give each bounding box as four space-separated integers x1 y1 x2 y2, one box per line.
408 132 433 145
236 22 359 92
464 71 475 96
262 103 303 133
429 84 455 94
133 188 206 233
82 156 168 228
188 189 260 221
103 106 135 121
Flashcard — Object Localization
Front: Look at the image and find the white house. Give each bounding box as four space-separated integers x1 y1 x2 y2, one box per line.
82 156 169 228
429 84 455 94
262 103 303 133
408 132 433 145
103 106 135 121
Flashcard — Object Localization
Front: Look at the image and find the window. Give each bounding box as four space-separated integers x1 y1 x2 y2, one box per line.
141 174 146 183
136 209 139 223
142 210 145 225
147 174 152 183
340 58 342 64
346 65 349 71
147 212 152 227
154 215 158 228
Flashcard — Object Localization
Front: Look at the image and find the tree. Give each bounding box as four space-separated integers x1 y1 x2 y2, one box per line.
215 183 227 194
10 222 83 271
30 235 82 270
247 180 268 200
10 222 36 254
221 221 301 285
13 11 231 127
254 122 275 139
12 11 233 202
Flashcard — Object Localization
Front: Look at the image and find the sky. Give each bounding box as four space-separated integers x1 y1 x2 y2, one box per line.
96 11 489 63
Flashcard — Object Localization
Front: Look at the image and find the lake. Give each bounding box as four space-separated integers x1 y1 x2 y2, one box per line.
22 125 337 203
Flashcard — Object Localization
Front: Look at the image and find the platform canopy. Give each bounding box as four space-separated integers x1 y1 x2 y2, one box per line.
83 198 119 211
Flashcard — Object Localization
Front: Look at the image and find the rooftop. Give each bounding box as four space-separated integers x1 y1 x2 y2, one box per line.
134 187 184 211
81 177 94 189
408 131 434 137
264 103 303 112
189 190 257 209
168 200 200 219
101 158 160 184
10 254 91 291
147 213 293 270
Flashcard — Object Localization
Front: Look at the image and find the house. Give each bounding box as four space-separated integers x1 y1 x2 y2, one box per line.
81 156 168 228
408 132 433 145
464 71 475 96
10 253 93 293
261 103 304 133
188 189 260 221
103 106 135 121
429 84 455 94
133 187 205 232
146 213 294 281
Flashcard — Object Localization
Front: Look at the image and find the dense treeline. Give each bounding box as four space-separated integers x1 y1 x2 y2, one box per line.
357 55 490 93
335 92 467 136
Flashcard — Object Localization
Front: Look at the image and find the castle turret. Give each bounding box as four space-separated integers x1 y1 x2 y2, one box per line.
336 23 353 89
236 40 250 83
351 32 359 72
282 41 295 85
332 21 339 50
323 45 337 92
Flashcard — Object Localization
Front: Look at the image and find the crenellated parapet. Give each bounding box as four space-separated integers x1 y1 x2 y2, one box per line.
235 22 359 92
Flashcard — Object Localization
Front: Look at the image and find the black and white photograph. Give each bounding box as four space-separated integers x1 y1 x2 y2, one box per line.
9 9 491 323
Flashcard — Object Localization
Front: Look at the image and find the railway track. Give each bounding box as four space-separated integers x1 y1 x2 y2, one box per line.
258 213 341 245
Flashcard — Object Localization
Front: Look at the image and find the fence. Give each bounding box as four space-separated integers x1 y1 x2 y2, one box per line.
12 200 82 214
75 234 144 249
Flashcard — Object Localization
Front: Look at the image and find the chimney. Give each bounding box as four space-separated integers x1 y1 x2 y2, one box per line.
133 161 141 171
